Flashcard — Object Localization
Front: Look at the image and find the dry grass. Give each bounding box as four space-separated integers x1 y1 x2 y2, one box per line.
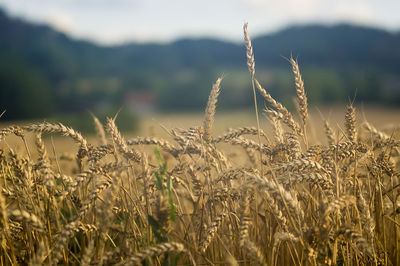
1 24 400 265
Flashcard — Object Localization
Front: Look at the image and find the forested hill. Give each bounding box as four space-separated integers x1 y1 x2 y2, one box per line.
1 8 400 120
104 25 400 71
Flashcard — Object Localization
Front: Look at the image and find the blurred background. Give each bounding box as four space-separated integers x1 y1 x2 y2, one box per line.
0 0 400 132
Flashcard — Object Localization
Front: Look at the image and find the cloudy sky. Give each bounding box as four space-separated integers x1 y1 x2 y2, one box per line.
0 0 399 45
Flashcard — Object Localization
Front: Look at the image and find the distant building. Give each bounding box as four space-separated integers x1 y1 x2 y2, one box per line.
124 91 157 114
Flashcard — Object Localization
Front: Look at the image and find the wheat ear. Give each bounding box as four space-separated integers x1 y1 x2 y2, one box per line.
290 57 308 128
324 120 335 145
345 104 357 142
91 113 107 145
199 212 227 253
106 117 141 162
24 122 88 152
255 79 302 135
116 242 185 266
203 77 223 143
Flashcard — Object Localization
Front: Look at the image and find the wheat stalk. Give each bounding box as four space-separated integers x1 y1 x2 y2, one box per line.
244 23 263 174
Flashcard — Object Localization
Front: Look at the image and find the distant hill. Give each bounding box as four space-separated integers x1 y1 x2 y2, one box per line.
0 9 400 120
108 25 400 71
253 25 400 69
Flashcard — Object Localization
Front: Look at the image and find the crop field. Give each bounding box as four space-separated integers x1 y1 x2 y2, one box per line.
0 24 400 265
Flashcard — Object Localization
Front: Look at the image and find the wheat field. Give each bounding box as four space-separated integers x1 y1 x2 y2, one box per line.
0 24 400 265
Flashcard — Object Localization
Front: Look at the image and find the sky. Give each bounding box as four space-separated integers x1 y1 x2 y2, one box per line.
0 0 400 45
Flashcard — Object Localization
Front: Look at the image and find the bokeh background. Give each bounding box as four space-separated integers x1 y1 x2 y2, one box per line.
0 0 400 132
